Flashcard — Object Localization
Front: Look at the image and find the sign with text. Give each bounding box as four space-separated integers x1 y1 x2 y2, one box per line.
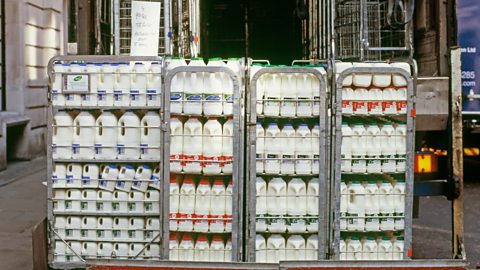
130 1 161 56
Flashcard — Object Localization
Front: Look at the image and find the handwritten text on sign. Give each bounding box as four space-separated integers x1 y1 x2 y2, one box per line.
130 1 161 56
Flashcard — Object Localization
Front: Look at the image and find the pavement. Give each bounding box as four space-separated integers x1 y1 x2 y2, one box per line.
0 157 478 269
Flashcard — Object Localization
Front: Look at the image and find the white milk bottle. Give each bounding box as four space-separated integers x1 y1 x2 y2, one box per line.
145 244 160 259
169 175 180 231
256 123 265 173
168 57 187 113
311 73 321 116
65 63 83 106
52 163 67 188
372 63 392 87
280 74 297 117
366 123 381 173
254 68 266 115
280 124 295 174
99 164 118 192
205 58 225 115
65 165 81 190
178 176 196 232
353 88 368 115
132 165 152 192
52 62 65 106
194 235 211 261
256 177 268 232
128 243 144 258
81 190 97 213
340 182 348 230
347 181 365 231
311 124 320 174
65 241 82 262
203 118 223 174
53 189 66 211
286 235 306 260
65 189 82 213
95 111 118 159
341 123 352 172
367 88 383 115
178 234 195 261
210 236 225 262
225 58 241 115
306 235 318 260
362 237 378 260
266 234 286 263
140 111 161 160
184 58 205 115
82 63 98 106
346 237 362 260
128 191 144 213
210 179 227 232
147 61 162 107
224 238 232 261
117 111 141 160
351 123 367 173
306 178 319 230
296 73 313 116
339 238 346 260
81 164 99 188
112 190 129 213
396 87 408 114
169 234 179 260
263 73 281 116
128 217 145 241
391 62 410 87
393 236 404 260
395 123 407 172
72 111 95 159
194 179 211 232
255 234 267 263
130 62 147 106
145 218 160 239
98 63 114 106
380 123 396 172
364 180 380 231
113 243 128 259
222 118 234 174
335 62 353 86
114 62 131 106
264 123 281 174
183 117 203 173
52 111 73 159
382 87 398 115
342 87 355 114
150 166 161 190
352 62 372 87
116 165 135 192
170 117 183 173
379 180 395 231
96 189 112 213
65 216 81 238
377 236 393 260
295 124 313 175
97 242 114 259
225 181 233 232
112 217 128 240
267 177 287 215
287 178 307 233
82 242 97 258
393 179 406 230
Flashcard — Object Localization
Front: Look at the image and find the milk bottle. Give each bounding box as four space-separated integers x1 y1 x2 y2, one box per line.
352 62 372 87
95 111 118 159
351 123 367 173
72 111 95 159
225 181 233 230
65 63 83 106
112 216 128 240
113 243 128 259
96 189 112 213
306 235 318 260
353 88 368 115
377 237 393 260
340 182 348 230
128 243 144 258
54 241 67 262
53 189 66 212
98 63 114 106
393 236 404 260
116 165 135 192
342 87 355 114
66 163 82 188
346 237 362 260
362 237 378 260
210 180 227 232
117 111 141 160
112 190 129 213
150 166 161 190
311 124 320 174
65 241 82 262
170 117 183 173
169 176 180 231
296 73 313 116
128 217 145 241
264 123 281 174
132 165 152 192
307 178 319 216
131 62 147 106
225 58 241 115
280 74 297 117
224 238 232 261
256 123 265 173
341 123 353 172
82 63 98 106
382 87 398 115
65 216 81 238
280 124 295 174
194 179 211 232
256 177 268 232
379 180 395 231
372 63 392 87
178 234 195 261
380 123 396 172
395 123 407 172
52 163 67 188
286 235 306 260
295 124 313 174
391 62 410 87
184 58 205 115
255 234 267 262
339 238 346 260
366 123 381 173
128 191 145 214
254 67 265 115
145 244 160 259
97 242 114 259
210 236 225 261
168 57 187 113
178 177 195 232
364 180 380 231
263 73 281 116
140 111 161 160
287 178 307 216
267 177 287 215
145 218 160 239
114 62 131 106
169 234 179 260
52 111 73 159
205 58 225 115
194 235 211 261
183 117 203 173
311 73 321 116
147 62 162 107
203 118 223 174
347 181 365 231
99 164 118 191
222 118 234 174
335 62 353 86
393 179 405 230
397 87 408 114
266 234 286 263
81 190 97 213
82 164 99 188
367 88 383 115
52 62 65 106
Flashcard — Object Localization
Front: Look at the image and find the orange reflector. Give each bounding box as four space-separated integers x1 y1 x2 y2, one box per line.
415 152 438 173
464 147 480 156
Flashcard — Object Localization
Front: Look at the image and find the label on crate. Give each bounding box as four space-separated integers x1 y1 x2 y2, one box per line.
64 74 89 93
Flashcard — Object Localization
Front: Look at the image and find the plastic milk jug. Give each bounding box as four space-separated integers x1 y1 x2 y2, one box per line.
65 241 82 262
280 124 295 174
286 235 306 260
263 73 281 116
372 63 392 87
287 178 307 216
382 87 398 115
72 111 95 159
347 181 366 231
128 191 145 214
395 123 407 172
150 166 161 190
82 164 99 188
81 242 97 257
346 237 362 260
223 67 235 115
184 58 205 115
114 62 131 106
296 73 313 116
170 117 183 173
140 111 161 160
380 123 396 172
367 88 383 115
97 242 114 259
335 62 353 86
255 234 267 263
178 234 195 261
364 180 380 231
178 177 195 232
52 62 65 106
117 111 141 160
128 243 144 258
99 164 118 192
353 88 368 115
224 238 232 261
131 62 147 106
393 237 404 260
397 87 408 114
97 63 114 106
295 124 313 174
222 118 234 174
225 180 233 216
254 66 265 115
113 243 128 259
267 177 287 215
203 118 223 174
351 123 367 173
339 238 346 260
377 237 393 260
169 176 180 231
266 234 286 263
256 177 268 232
210 179 227 232
366 123 381 173
280 74 297 117
264 123 281 174
81 189 97 213
168 57 187 113
53 189 66 212
183 117 203 173
65 216 81 239
52 163 67 188
194 235 211 261
352 62 372 87
391 62 410 87
145 244 160 259
256 123 265 173
66 163 82 188
112 190 128 213
169 234 179 260
341 123 352 172
205 58 225 115
393 179 405 230
96 189 112 213
379 180 395 230
362 237 378 260
310 73 321 116
128 217 145 241
82 63 98 106
65 63 83 106
132 165 152 192
194 179 211 232
147 62 162 107
341 87 355 114
306 235 318 260
307 178 319 216
340 182 348 230
95 111 118 159
210 236 225 262
116 165 135 192
311 124 320 174
53 111 73 159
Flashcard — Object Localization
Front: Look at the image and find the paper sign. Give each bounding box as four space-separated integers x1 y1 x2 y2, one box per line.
130 1 161 56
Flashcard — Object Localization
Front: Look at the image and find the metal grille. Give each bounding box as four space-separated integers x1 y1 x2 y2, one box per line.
117 0 167 55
